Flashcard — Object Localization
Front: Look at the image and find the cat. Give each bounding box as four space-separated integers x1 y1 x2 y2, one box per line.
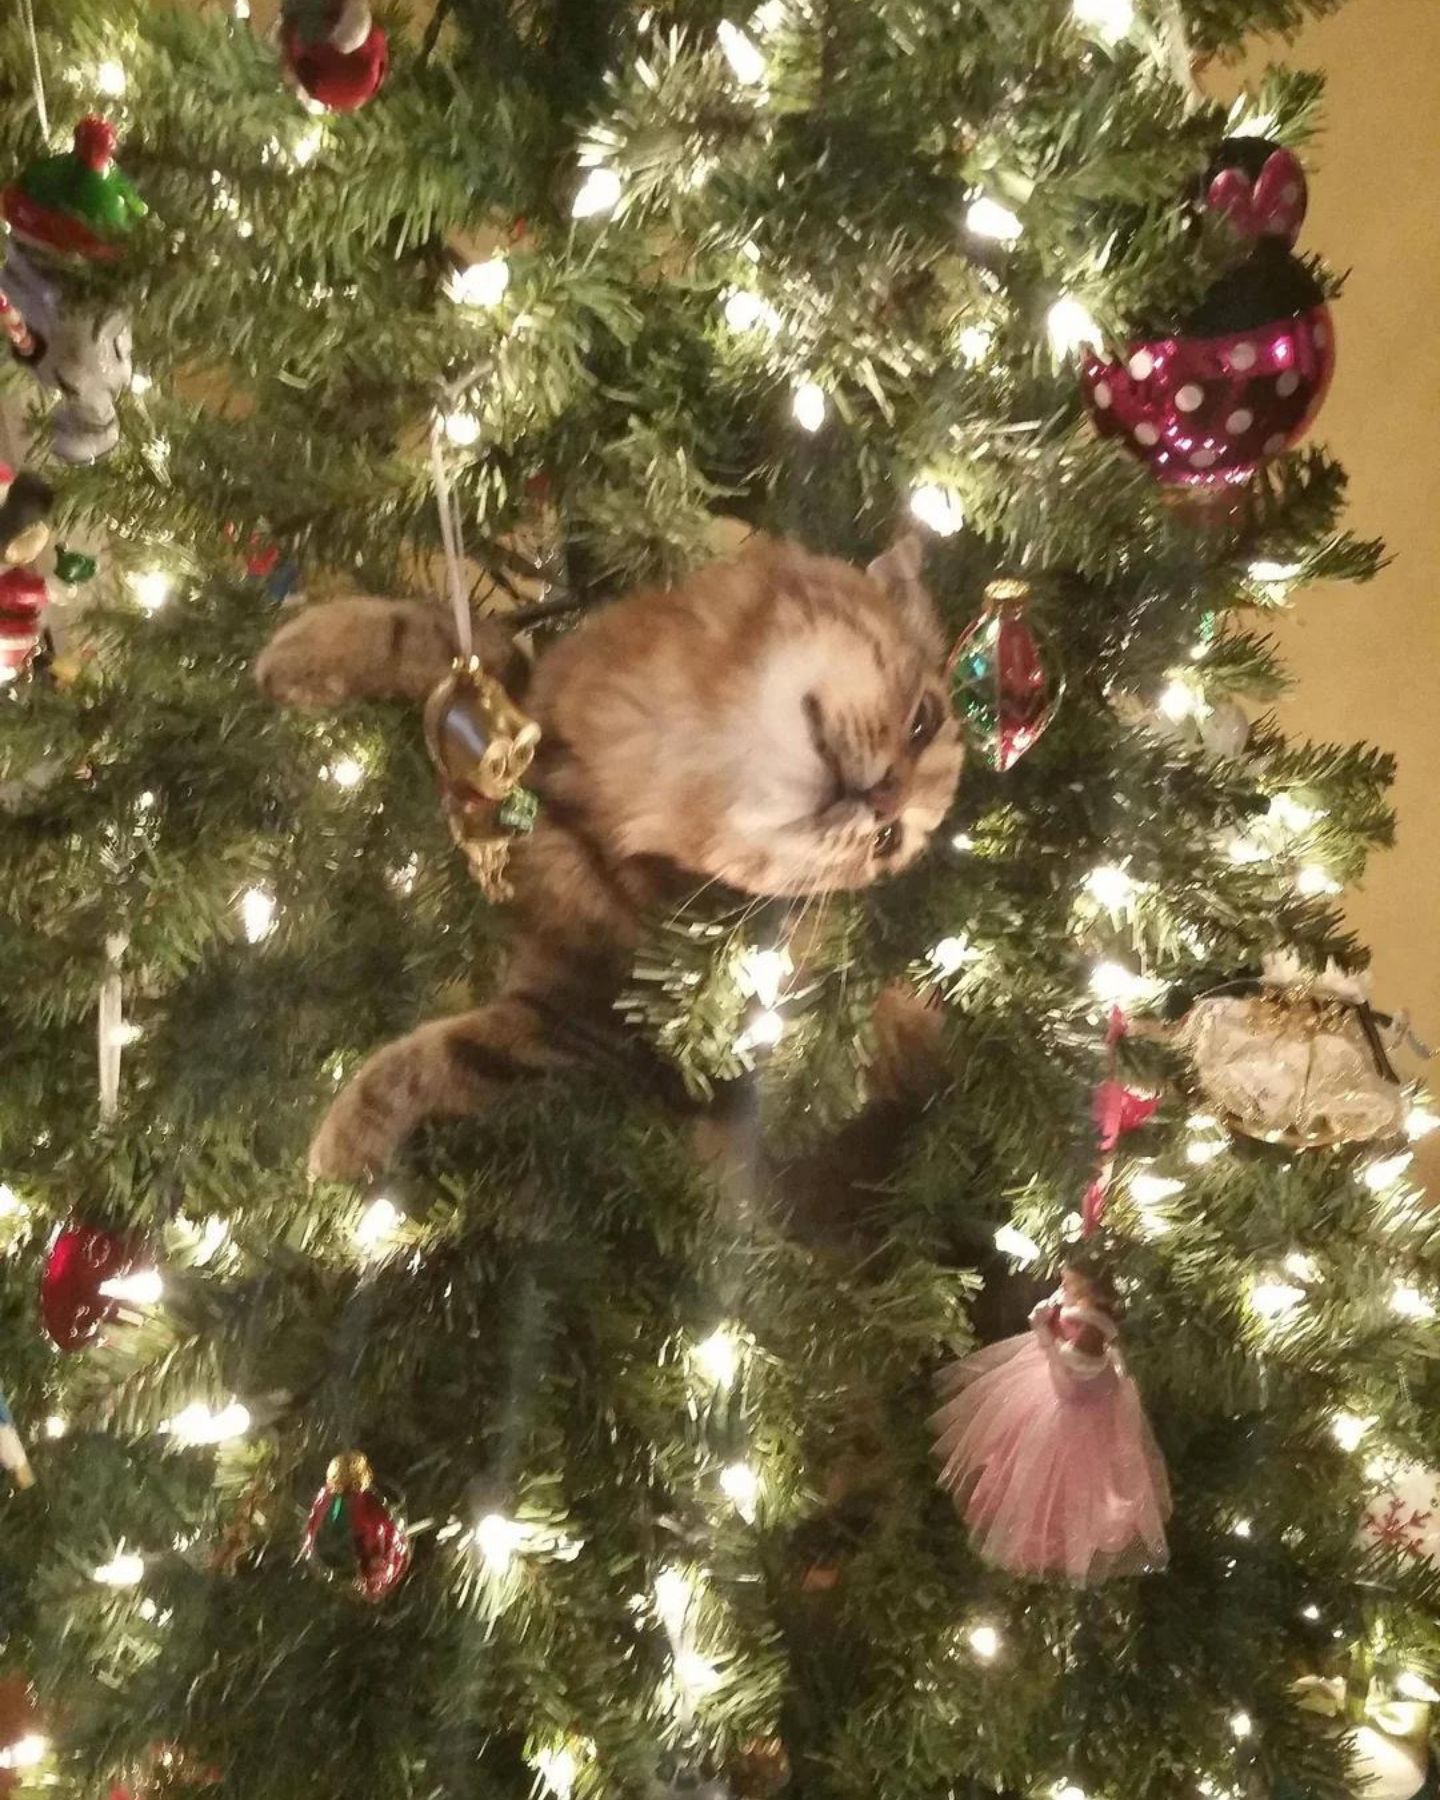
255 534 965 1180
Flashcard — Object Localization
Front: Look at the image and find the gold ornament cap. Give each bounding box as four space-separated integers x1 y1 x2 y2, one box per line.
423 656 540 804
326 1450 374 1493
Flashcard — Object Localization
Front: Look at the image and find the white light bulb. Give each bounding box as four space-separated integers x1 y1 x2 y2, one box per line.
1185 1138 1226 1166
1267 792 1322 833
99 1269 163 1306
951 831 975 852
1248 559 1303 585
1157 680 1195 722
693 1327 741 1388
533 1747 580 1800
233 0 251 17
967 1623 1001 1661
446 257 511 307
674 1648 722 1695
1130 1172 1184 1206
722 288 780 333
743 1009 785 1051
1396 1672 1440 1704
130 570 171 614
354 1196 401 1255
289 124 324 166
572 166 622 219
94 1547 145 1587
1071 0 1134 41
107 1021 143 1049
929 936 977 976
1227 833 1269 866
1229 1711 1253 1740
1231 1517 1252 1538
653 1565 695 1636
1300 1603 1321 1622
325 756 366 789
95 59 128 97
1405 1104 1439 1141
1083 864 1136 909
965 197 1023 243
737 945 791 1009
473 1511 528 1570
1364 1152 1413 1194
442 411 482 448
1054 1786 1088 1800
1088 960 1156 1007
994 1223 1041 1266
0 1735 49 1772
1282 1251 1318 1282
791 380 827 433
719 1460 761 1521
1331 1412 1375 1452
1295 865 1340 898
44 1415 67 1439
1046 295 1101 356
1249 1279 1304 1320
162 1400 251 1446
908 483 965 537
239 887 277 944
956 323 994 366
0 1184 22 1217
1391 1284 1436 1321
717 20 767 84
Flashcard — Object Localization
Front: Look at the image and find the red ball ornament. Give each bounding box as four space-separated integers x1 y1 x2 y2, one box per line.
280 0 389 113
303 1451 410 1602
40 1222 138 1351
947 578 1062 771
0 567 48 684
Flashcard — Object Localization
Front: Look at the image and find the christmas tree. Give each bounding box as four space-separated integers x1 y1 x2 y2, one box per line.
1 2 1436 1799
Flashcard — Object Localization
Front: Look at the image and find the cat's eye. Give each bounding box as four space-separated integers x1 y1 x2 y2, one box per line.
909 692 942 750
874 820 902 859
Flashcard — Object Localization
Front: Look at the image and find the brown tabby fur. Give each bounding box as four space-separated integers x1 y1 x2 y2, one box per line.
255 537 964 1180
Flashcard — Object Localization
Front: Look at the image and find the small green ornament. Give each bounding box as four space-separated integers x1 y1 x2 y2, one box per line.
2 118 147 264
497 786 539 834
53 546 98 585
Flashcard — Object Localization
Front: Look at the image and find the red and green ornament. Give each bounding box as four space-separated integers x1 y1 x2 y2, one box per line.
280 0 389 112
303 1451 410 1601
947 578 1061 770
3 119 146 264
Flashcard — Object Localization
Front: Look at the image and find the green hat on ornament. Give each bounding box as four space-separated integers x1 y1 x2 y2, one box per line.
2 118 147 264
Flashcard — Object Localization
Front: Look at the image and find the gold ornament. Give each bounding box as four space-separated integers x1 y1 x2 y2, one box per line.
325 1449 375 1492
423 656 541 902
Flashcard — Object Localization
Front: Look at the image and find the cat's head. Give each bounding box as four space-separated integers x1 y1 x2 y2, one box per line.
578 537 964 897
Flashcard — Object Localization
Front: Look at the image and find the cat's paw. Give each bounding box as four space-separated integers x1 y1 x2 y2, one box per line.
307 1086 398 1183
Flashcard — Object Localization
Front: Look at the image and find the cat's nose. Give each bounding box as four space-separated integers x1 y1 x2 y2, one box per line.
867 767 908 821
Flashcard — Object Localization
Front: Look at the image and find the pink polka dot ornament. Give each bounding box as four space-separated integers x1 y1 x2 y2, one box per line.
1081 140 1336 489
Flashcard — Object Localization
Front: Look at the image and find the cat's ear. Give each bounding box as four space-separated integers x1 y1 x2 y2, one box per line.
866 533 944 658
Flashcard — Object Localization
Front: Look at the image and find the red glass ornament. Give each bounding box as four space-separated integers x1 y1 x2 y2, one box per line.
947 579 1061 771
303 1451 410 1602
280 2 389 112
1081 303 1334 489
0 567 48 682
40 1222 136 1351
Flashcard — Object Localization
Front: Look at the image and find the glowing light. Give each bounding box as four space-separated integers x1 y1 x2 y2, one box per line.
1295 865 1340 898
1331 1412 1375 1452
1130 1172 1184 1206
95 59 128 96
533 1746 580 1800
1363 1153 1413 1194
1054 1786 1088 1800
1071 0 1134 41
994 1224 1041 1266
1083 864 1137 909
325 756 366 789
674 1648 722 1695
1088 960 1157 1007
107 1021 143 1048
722 288 780 333
1249 1279 1304 1320
1229 1711 1253 1740
1046 294 1101 356
929 935 978 976
742 1009 785 1051
130 570 171 614
442 411 482 448
161 1400 251 1446
965 197 1023 243
719 1460 761 1521
0 1735 49 1771
736 945 791 1008
473 1511 529 1571
956 323 994 365
653 1565 696 1636
952 831 975 852
94 1547 145 1587
44 1415 67 1439
1227 833 1269 866
98 1269 163 1306
572 166 622 219
289 124 324 166
791 380 827 432
1185 1138 1226 1166
1301 1603 1321 1622
233 0 251 15
1391 1284 1436 1321
967 1623 1001 1661
1157 679 1195 722
0 1184 23 1217
908 483 965 537
446 257 511 307
1232 1517 1252 1538
129 370 152 397
1283 1251 1318 1282
1249 560 1302 585
239 887 276 944
1267 793 1322 833
1396 1672 1440 1704
1406 1104 1439 1141
693 1326 741 1388
353 1196 402 1256
717 20 767 84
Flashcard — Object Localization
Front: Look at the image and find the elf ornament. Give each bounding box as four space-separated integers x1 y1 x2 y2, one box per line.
303 1451 410 1601
931 1266 1171 1583
0 467 56 682
1082 138 1334 487
424 657 541 902
947 578 1062 771
3 119 146 265
1 245 134 463
280 0 389 112
40 1222 140 1352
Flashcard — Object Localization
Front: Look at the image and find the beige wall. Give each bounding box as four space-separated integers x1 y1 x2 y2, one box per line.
1238 0 1440 1183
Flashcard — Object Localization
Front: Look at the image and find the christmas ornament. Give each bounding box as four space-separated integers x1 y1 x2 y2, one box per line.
280 0 389 112
1293 1673 1435 1800
303 1450 410 1602
53 546 98 585
648 1756 731 1800
40 1221 138 1352
947 578 1062 771
1361 1462 1440 1567
3 119 146 264
1081 1011 1161 1236
1082 139 1334 487
0 1391 33 1489
932 1266 1170 1583
1176 957 1405 1149
730 1738 791 1798
423 656 541 902
0 569 48 685
0 468 54 567
2 245 134 464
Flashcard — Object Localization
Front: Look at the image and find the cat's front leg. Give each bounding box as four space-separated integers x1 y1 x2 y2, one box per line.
308 997 569 1180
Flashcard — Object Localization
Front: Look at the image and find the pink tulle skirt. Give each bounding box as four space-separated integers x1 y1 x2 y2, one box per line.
932 1331 1171 1584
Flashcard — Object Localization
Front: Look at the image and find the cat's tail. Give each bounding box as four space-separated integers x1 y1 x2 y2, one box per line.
256 596 520 708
